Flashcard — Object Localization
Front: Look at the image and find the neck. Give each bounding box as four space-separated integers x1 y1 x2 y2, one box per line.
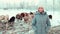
40 12 43 13
38 10 44 13
40 11 44 14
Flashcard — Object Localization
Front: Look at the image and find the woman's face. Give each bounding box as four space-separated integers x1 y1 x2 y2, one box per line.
38 7 44 13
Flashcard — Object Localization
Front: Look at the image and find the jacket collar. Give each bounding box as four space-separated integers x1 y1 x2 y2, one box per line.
35 11 47 15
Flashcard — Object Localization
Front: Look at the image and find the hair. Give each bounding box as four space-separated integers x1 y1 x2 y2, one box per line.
8 16 15 22
49 15 52 19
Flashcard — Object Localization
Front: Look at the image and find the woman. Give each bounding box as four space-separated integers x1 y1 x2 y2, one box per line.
32 7 51 34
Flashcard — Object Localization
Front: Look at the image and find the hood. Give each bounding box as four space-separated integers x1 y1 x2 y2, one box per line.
35 11 47 15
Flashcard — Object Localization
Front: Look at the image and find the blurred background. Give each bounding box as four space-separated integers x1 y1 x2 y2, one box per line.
0 0 60 34
0 0 60 29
